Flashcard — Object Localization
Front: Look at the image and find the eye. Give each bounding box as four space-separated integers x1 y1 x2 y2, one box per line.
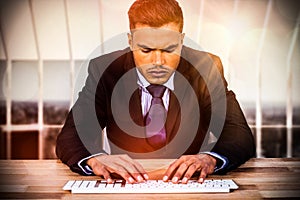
164 49 175 53
163 47 177 53
141 48 152 53
162 44 179 53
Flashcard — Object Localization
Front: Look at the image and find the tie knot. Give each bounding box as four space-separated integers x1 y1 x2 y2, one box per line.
146 84 166 98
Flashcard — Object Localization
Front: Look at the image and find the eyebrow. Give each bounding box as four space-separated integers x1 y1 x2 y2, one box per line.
137 43 179 51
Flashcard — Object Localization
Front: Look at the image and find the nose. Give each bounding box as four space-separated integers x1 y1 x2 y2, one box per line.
153 50 164 66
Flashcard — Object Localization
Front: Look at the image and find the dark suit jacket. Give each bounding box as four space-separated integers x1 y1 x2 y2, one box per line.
56 46 255 175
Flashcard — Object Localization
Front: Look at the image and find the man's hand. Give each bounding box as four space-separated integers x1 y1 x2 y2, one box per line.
162 154 217 184
86 154 149 183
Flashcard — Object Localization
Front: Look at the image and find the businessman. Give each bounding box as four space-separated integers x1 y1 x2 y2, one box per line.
56 0 255 184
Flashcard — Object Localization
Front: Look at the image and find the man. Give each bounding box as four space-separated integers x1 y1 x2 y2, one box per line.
56 0 255 184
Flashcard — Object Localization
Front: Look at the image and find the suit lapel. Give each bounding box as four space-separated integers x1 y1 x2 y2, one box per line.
165 91 180 142
121 52 144 126
129 89 144 126
166 58 191 143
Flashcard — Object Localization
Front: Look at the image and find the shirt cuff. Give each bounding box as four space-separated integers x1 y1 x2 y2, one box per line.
200 151 229 173
78 153 107 175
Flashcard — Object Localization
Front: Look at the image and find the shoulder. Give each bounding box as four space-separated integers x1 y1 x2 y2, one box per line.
181 46 220 63
90 47 132 68
181 46 224 76
86 47 133 77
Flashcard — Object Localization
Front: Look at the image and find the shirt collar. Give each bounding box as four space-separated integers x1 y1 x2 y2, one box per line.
136 68 175 91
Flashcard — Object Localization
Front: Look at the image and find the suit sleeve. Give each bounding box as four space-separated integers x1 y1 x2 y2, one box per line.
56 59 107 175
207 55 256 174
212 90 256 174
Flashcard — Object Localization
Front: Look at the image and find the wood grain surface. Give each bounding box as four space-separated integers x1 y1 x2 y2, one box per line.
0 158 299 199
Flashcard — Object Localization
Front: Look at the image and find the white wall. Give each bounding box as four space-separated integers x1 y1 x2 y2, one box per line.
0 0 299 107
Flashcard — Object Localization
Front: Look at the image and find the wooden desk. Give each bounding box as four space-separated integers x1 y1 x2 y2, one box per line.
0 158 299 199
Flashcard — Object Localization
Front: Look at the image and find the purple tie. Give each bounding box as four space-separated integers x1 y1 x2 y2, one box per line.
145 84 167 148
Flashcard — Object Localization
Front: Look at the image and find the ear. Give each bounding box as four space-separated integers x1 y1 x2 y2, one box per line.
127 33 133 50
180 33 185 44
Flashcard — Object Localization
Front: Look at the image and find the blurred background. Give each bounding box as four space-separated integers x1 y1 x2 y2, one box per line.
0 0 299 159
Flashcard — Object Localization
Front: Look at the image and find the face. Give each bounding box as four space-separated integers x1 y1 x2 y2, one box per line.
128 23 184 85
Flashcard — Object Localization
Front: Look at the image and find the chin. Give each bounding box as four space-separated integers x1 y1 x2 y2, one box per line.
147 76 169 85
149 80 167 85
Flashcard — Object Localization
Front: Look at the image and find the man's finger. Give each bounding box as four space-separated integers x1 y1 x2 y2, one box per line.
108 163 136 183
162 159 183 182
93 165 113 183
132 160 149 180
93 154 147 183
181 163 199 183
117 156 147 182
171 162 190 183
198 167 208 183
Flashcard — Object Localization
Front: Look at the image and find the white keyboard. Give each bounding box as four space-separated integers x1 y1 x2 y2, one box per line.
63 179 238 193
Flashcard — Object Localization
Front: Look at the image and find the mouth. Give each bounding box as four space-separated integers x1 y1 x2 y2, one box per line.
148 70 169 78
